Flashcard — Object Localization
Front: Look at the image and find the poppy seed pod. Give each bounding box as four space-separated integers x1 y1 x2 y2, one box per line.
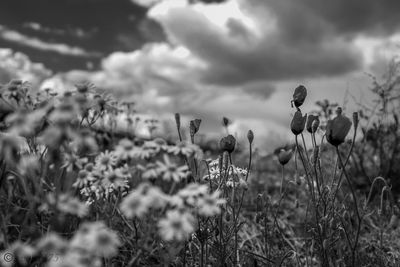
189 119 201 139
312 118 320 133
247 130 254 145
326 112 352 147
306 115 319 133
191 119 201 134
291 111 307 135
292 85 307 108
222 117 230 127
174 113 181 130
220 134 236 154
352 112 359 130
278 149 293 166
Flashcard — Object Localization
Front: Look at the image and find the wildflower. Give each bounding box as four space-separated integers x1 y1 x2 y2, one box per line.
70 221 120 258
326 108 352 147
75 82 95 94
95 150 117 171
178 183 209 206
278 149 293 166
36 233 68 254
291 111 307 135
220 135 236 154
167 141 203 158
120 183 168 218
101 168 128 191
114 138 136 160
197 191 225 217
292 85 307 108
73 170 92 188
156 154 189 182
306 114 319 133
139 163 160 180
158 210 195 241
61 154 88 172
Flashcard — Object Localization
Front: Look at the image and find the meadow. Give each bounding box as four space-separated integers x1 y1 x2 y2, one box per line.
0 61 400 267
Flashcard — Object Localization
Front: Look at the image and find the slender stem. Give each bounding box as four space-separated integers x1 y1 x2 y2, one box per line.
336 146 362 267
280 166 284 195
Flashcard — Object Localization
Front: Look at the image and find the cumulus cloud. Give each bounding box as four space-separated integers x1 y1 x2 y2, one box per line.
44 0 400 148
0 48 52 86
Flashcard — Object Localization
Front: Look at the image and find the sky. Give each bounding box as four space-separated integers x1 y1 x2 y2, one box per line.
1 0 400 150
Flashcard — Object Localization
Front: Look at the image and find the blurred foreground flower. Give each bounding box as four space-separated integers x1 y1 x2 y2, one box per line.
158 210 195 241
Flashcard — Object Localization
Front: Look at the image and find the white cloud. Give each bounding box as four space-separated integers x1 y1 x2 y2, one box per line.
0 25 100 57
42 0 396 150
0 48 52 86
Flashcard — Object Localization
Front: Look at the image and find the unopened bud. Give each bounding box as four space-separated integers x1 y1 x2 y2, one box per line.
247 130 254 145
292 85 307 108
311 117 320 133
291 111 307 135
175 113 181 130
220 135 236 154
352 112 359 130
222 117 230 127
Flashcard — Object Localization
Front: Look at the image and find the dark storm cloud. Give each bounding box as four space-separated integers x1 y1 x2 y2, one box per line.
301 0 400 36
151 0 363 86
0 0 165 71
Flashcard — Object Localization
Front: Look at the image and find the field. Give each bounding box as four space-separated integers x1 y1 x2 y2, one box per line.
1 65 400 267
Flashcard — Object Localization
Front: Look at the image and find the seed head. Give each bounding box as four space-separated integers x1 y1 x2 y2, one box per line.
175 113 181 130
311 118 320 133
326 109 352 147
306 115 319 133
247 130 254 145
291 111 307 135
220 135 236 154
222 117 230 127
292 85 307 108
278 149 293 166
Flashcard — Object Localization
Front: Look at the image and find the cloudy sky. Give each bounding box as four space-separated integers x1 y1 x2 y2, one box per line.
1 0 400 148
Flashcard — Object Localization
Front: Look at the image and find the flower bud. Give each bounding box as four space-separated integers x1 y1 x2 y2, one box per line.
220 135 236 154
306 114 318 133
222 117 230 127
190 119 201 135
292 85 307 108
278 149 293 166
291 111 307 135
326 110 352 147
311 118 320 133
247 130 254 145
352 112 359 130
174 113 181 130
